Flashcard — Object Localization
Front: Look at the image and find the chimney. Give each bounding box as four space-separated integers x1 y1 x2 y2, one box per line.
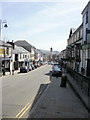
7 40 15 49
12 40 15 49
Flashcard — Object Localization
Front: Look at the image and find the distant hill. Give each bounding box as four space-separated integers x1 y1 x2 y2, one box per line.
38 49 60 55
37 49 50 55
52 51 60 55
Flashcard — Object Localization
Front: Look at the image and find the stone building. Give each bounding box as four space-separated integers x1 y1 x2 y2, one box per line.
66 24 83 73
81 1 90 76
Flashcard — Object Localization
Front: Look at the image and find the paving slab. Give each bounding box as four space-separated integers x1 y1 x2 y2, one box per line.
28 77 88 118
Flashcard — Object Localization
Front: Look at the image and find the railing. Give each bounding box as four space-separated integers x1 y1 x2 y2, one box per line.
67 67 90 96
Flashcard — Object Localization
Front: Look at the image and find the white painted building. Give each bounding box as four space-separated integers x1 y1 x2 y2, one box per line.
12 45 30 71
30 46 35 61
0 40 13 75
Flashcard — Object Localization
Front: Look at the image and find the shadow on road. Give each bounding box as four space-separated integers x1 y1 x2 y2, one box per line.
44 72 50 76
29 83 49 111
45 71 52 81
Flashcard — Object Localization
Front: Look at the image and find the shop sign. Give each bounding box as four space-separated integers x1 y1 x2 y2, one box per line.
0 49 4 55
0 49 4 58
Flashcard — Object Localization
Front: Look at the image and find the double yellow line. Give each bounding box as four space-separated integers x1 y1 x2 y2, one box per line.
16 97 35 118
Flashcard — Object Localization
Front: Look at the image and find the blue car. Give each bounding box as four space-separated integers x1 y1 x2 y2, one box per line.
52 65 62 77
20 66 29 73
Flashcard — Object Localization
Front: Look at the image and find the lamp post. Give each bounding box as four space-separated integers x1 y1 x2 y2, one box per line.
0 20 8 40
0 20 8 75
50 47 53 62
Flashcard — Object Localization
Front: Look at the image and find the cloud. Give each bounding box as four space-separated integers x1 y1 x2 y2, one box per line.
15 22 64 39
32 38 67 51
6 2 85 42
1 0 89 2
37 5 83 19
0 3 2 18
2 1 89 51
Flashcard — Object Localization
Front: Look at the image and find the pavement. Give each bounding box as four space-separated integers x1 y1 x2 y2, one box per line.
27 76 88 118
1 69 20 77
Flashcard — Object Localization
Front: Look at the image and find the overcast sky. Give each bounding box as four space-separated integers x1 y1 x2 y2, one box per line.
1 0 89 51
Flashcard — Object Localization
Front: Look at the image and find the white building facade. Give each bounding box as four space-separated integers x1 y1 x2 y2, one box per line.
81 1 90 76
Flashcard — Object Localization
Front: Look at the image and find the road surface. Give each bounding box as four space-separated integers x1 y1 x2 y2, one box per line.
2 65 52 118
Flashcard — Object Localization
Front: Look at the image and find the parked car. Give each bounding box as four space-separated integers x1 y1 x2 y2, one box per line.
31 64 35 70
48 62 51 65
34 64 37 69
37 63 41 67
43 61 47 65
29 65 32 71
52 65 62 77
53 63 61 68
20 66 29 73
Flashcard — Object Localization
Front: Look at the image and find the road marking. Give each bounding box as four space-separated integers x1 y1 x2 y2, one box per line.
18 103 32 118
16 103 29 118
16 96 35 118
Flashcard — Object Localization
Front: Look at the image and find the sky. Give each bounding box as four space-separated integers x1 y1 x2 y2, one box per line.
1 0 89 52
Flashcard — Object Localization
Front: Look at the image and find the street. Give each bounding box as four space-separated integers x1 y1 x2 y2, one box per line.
0 1 90 119
2 65 52 118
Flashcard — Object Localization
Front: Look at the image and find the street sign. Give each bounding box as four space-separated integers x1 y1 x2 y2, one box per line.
0 48 4 58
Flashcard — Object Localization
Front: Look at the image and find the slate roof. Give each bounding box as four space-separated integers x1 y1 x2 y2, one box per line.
14 40 32 52
81 1 90 14
12 45 29 54
15 40 32 46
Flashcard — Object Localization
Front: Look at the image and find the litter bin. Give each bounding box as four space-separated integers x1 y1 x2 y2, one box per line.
60 74 67 87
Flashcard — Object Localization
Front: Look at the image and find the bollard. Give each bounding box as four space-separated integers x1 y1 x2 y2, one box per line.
12 70 14 75
60 74 67 87
50 71 52 81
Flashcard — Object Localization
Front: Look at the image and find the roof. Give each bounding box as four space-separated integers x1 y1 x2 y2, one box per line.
12 45 29 54
69 28 76 37
0 40 12 47
81 1 90 14
69 24 83 38
14 40 32 52
15 40 32 47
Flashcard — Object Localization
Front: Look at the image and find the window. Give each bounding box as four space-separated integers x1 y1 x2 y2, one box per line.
86 11 88 24
20 53 22 59
80 28 82 39
15 54 18 61
25 55 27 58
85 32 87 43
6 47 9 55
76 32 79 40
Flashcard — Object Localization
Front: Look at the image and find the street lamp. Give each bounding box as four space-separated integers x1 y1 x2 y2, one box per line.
0 20 8 40
0 20 8 75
